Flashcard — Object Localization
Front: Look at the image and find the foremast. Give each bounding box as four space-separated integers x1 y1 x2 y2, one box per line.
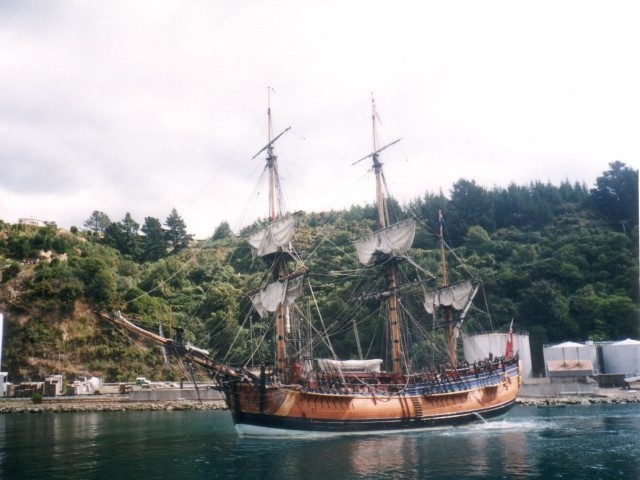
248 93 300 382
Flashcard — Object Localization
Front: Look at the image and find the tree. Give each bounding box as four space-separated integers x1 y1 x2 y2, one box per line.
7 235 30 259
519 280 578 341
589 161 639 230
464 225 491 253
140 217 167 262
448 179 495 244
202 282 243 359
32 225 56 251
165 208 193 254
76 257 118 308
103 213 140 257
407 189 448 248
1 263 20 283
212 221 233 241
83 211 111 235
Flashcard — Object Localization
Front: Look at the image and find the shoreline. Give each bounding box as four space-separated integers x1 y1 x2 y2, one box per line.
1 388 639 414
0 396 227 414
516 388 640 406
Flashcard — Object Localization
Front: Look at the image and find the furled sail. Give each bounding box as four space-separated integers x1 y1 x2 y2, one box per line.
250 276 304 318
423 280 478 314
249 215 295 257
354 219 416 266
317 358 383 373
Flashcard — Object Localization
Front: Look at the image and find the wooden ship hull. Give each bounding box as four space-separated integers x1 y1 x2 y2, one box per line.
98 311 521 436
222 362 520 435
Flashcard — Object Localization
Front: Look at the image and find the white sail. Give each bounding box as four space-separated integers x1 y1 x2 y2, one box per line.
249 215 295 257
354 219 416 266
250 276 304 318
423 280 477 314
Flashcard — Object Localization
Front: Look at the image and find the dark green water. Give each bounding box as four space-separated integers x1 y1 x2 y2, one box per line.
0 404 638 479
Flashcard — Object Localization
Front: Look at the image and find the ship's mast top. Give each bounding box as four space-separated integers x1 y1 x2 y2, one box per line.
371 95 386 229
352 94 402 230
438 210 449 286
252 87 290 222
267 87 277 221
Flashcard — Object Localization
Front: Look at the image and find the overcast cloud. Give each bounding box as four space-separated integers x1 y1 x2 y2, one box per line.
1 1 638 238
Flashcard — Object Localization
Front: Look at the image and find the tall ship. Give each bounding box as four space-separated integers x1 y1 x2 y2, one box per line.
101 97 520 436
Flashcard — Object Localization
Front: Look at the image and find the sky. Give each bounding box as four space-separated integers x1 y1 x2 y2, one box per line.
1 1 638 238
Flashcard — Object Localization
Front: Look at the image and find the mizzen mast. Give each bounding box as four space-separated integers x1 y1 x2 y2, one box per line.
438 210 457 366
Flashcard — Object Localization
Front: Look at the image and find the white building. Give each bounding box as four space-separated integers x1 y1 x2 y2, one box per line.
602 338 640 377
18 218 51 227
44 374 64 396
68 376 102 395
0 372 7 398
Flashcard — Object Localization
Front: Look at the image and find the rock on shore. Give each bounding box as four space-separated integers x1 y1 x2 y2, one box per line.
516 388 640 407
0 398 228 414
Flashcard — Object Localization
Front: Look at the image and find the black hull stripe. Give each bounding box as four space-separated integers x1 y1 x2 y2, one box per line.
232 400 516 433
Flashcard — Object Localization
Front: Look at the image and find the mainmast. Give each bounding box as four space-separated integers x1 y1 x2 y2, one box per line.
355 96 404 376
269 99 286 381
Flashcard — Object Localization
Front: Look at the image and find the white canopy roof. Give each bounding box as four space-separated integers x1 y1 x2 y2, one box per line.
550 341 585 349
612 338 640 346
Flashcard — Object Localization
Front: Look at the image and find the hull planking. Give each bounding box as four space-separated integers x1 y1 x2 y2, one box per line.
222 364 520 436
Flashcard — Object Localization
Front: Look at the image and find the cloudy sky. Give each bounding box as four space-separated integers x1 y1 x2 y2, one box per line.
1 1 638 238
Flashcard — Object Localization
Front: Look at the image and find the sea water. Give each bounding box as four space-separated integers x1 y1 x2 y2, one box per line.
0 404 638 479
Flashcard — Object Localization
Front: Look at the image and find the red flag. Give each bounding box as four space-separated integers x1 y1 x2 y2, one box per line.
505 319 514 358
371 93 383 125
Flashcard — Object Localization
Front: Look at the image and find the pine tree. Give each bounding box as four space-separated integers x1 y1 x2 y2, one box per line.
589 161 639 230
103 213 140 257
212 221 233 241
140 217 167 262
165 208 193 254
83 211 111 235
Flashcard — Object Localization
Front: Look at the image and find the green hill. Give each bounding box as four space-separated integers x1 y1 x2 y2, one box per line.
0 162 637 380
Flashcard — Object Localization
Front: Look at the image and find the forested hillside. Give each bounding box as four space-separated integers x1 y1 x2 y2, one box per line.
0 162 637 380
